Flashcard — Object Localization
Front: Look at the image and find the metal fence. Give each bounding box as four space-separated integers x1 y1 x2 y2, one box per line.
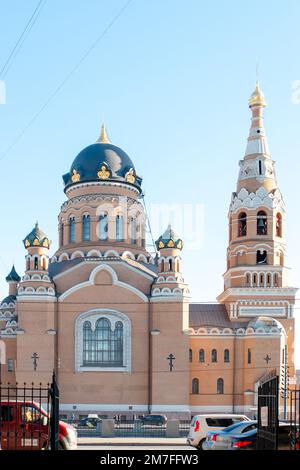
257 371 279 450
289 389 300 450
0 373 59 451
68 419 190 438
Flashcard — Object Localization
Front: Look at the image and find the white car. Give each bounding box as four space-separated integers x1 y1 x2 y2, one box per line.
187 414 250 450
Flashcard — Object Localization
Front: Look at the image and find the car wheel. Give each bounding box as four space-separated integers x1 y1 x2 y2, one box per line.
196 439 206 450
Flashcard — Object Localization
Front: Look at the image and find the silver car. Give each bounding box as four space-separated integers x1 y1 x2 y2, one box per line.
203 420 257 450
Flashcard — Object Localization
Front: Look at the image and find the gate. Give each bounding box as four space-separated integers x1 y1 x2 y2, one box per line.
0 372 59 450
257 370 279 450
289 389 300 450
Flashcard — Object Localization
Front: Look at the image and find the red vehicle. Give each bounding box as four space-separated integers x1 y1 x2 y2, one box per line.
0 401 77 450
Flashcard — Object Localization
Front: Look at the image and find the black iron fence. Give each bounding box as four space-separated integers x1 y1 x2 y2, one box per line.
257 370 279 450
0 373 59 451
289 389 300 450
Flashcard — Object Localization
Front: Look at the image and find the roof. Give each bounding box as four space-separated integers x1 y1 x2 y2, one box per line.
0 294 17 306
23 222 51 249
5 265 21 283
63 137 142 191
189 303 248 329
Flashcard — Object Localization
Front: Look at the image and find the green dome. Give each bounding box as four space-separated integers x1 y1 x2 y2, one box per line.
5 265 21 282
23 222 51 249
155 224 183 251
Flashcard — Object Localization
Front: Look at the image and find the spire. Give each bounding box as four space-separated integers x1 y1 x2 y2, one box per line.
96 123 111 144
244 81 269 158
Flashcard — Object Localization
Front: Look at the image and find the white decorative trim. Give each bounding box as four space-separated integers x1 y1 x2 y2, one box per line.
75 308 131 373
65 181 140 198
104 250 120 258
71 250 85 260
87 249 102 257
230 187 286 214
59 264 148 302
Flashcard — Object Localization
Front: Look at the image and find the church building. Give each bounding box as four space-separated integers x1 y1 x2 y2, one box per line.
0 83 297 419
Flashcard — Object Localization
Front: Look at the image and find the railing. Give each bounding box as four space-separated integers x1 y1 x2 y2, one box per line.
65 419 190 438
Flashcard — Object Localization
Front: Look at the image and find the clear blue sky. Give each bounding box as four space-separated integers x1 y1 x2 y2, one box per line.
0 0 299 366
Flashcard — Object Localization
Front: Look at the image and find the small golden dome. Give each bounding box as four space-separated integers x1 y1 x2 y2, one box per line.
249 81 266 107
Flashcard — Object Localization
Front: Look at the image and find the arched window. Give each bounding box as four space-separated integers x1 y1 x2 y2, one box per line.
246 273 251 286
199 349 205 363
34 257 38 270
99 214 108 240
238 212 247 237
169 259 173 271
60 223 64 247
257 211 267 235
276 213 282 237
69 217 76 243
279 252 284 266
130 218 137 244
176 259 180 272
257 250 267 265
160 260 165 272
211 349 217 363
26 258 30 271
189 349 193 363
83 318 123 367
259 273 264 286
82 215 90 241
192 378 199 395
116 215 124 241
267 273 271 287
253 273 257 286
224 349 230 363
217 378 224 395
274 273 278 286
42 257 47 271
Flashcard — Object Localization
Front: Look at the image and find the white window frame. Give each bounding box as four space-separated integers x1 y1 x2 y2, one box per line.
75 309 131 372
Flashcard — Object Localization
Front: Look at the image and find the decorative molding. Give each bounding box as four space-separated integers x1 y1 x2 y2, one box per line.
58 264 149 302
230 187 286 214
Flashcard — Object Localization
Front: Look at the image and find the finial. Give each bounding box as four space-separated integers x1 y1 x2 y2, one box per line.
35 220 39 229
96 123 111 144
249 79 266 108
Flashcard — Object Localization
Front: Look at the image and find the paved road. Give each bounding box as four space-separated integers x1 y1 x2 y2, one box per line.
78 445 195 450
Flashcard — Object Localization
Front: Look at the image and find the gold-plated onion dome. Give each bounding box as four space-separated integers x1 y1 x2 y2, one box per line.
249 81 266 107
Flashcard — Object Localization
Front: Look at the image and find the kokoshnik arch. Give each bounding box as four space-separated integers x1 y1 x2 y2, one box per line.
0 84 297 418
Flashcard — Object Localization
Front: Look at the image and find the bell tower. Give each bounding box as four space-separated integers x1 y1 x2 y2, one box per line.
217 83 297 380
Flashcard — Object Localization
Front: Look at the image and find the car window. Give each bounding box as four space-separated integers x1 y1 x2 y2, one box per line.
242 424 257 433
1 405 14 422
222 422 248 433
206 418 233 427
21 405 42 424
232 417 247 423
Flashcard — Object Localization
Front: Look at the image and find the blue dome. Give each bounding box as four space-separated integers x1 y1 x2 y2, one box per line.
63 127 142 191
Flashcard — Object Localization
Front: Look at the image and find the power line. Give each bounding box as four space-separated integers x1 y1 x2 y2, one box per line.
0 0 134 163
0 0 46 79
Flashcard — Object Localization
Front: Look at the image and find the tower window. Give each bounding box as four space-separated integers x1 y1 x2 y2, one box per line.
237 212 247 237
211 349 217 363
224 349 230 363
42 257 47 271
260 273 264 286
259 160 262 175
99 214 108 241
34 257 38 270
192 378 199 395
189 349 193 363
169 259 173 271
60 223 64 247
199 349 205 363
257 211 267 235
82 215 90 241
246 273 250 286
130 218 137 245
116 214 124 241
253 273 257 286
69 217 76 243
274 273 278 286
276 213 282 237
217 378 224 395
160 260 165 272
26 258 30 271
248 349 252 364
267 273 271 286
257 250 267 265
